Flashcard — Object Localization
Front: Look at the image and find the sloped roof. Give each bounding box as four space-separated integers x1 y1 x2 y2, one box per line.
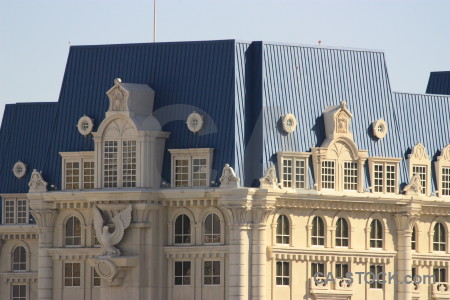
426 71 450 95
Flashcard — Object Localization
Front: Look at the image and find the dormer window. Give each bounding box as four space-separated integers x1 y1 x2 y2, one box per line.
169 148 213 188
2 198 29 224
435 144 450 197
103 140 137 188
368 158 401 194
311 102 368 192
60 152 95 190
277 152 310 189
408 143 431 196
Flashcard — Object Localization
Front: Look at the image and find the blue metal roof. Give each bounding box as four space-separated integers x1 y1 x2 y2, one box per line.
1 40 450 193
426 71 450 95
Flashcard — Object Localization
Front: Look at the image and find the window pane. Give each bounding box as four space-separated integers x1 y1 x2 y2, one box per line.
204 213 221 244
66 161 80 190
343 161 358 191
312 217 325 246
83 161 95 189
192 158 207 187
104 141 118 188
412 165 427 195
65 216 82 246
175 159 189 187
321 161 335 189
122 141 137 187
175 215 191 244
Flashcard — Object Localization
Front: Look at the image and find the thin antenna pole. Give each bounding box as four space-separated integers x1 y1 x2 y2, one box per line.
153 0 156 42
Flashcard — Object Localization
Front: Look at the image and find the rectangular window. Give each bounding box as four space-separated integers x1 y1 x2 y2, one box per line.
343 161 358 191
174 159 189 187
282 158 306 189
122 141 136 188
12 284 26 300
3 199 28 225
276 261 290 286
386 165 396 193
93 268 101 287
412 165 427 194
282 159 292 188
335 263 349 278
64 262 81 287
83 161 95 189
442 167 450 196
17 200 27 224
65 162 80 190
174 261 191 285
5 199 15 224
374 164 383 193
104 141 118 188
321 160 335 189
204 261 220 285
192 158 207 187
433 267 447 283
369 265 383 289
311 262 325 277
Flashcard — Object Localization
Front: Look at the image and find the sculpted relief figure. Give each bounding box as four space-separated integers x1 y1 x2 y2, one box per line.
93 204 132 257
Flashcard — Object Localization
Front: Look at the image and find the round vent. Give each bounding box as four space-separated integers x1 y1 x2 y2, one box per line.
77 116 94 136
12 161 27 179
186 112 204 133
281 113 297 134
372 119 388 139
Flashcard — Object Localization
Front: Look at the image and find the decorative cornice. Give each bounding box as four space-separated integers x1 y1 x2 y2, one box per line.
164 245 229 259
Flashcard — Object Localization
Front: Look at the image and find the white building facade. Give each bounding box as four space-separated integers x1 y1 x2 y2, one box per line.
1 40 450 300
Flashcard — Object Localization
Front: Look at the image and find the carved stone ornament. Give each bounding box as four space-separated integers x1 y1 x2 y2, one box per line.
12 161 27 179
259 165 278 188
28 169 48 193
403 174 422 196
281 113 297 134
107 78 128 112
219 164 240 188
372 119 388 139
77 115 94 136
93 205 133 257
186 112 204 133
94 258 118 283
409 142 430 161
439 144 450 161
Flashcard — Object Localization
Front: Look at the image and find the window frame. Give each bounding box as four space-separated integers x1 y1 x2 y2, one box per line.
311 262 325 277
174 214 192 245
407 143 431 196
276 261 290 286
169 148 214 188
203 213 222 245
370 219 383 249
368 158 401 194
203 260 221 286
433 222 446 252
433 267 447 283
369 264 384 289
60 151 95 191
12 246 27 272
276 215 290 245
64 262 82 287
11 284 27 300
276 152 310 189
64 216 82 247
335 217 349 248
92 267 101 287
174 261 191 286
311 216 325 246
102 139 138 188
2 197 29 225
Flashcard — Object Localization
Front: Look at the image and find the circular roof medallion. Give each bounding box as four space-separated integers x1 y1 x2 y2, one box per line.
77 116 94 136
281 113 297 134
372 119 388 139
186 112 204 133
13 161 27 179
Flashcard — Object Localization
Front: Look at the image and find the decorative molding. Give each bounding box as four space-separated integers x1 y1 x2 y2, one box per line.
89 256 138 287
281 113 297 134
372 119 388 139
1 272 38 284
407 142 431 196
12 161 27 179
226 206 248 225
219 164 240 188
77 115 94 136
164 245 229 259
30 209 57 228
252 207 273 224
28 169 48 193
403 174 422 196
186 112 204 133
259 165 278 189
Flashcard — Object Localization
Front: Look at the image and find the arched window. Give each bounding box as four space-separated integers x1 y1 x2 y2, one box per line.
276 215 290 244
336 218 349 247
433 223 446 252
411 225 417 250
65 216 81 246
204 213 221 244
370 219 383 248
12 246 26 271
311 216 325 246
175 214 191 244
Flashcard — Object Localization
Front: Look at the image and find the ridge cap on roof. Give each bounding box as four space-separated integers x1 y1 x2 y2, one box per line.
429 71 450 74
69 39 239 49
260 40 385 53
393 91 450 99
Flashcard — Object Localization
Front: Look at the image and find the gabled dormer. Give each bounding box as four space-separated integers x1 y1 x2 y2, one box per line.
91 78 170 189
312 101 368 192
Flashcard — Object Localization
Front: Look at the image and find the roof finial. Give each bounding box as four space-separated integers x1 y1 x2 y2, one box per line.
340 100 347 108
114 78 122 85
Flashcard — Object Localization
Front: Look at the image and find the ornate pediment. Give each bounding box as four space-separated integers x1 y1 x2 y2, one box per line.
437 144 450 162
321 101 355 146
28 169 48 193
409 142 430 161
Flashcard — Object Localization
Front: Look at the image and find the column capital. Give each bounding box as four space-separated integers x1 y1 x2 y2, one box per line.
394 212 419 233
252 206 273 224
30 208 57 229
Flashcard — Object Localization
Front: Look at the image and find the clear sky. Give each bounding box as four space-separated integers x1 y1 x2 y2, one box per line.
1 0 449 122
